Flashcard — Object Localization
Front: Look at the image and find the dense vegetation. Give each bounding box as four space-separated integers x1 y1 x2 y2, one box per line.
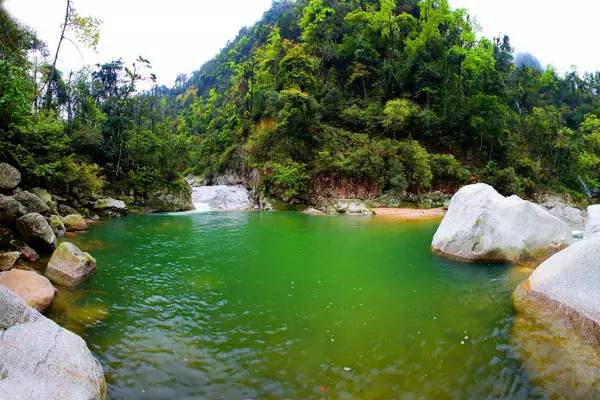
2 0 600 204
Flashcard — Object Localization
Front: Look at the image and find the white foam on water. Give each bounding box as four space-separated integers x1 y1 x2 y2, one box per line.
191 185 251 211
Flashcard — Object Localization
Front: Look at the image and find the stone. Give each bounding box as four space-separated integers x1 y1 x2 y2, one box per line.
58 203 79 217
62 213 88 231
512 237 600 397
12 190 51 215
539 201 587 232
0 226 15 248
432 183 572 264
585 205 600 239
0 251 20 271
31 187 57 213
0 162 21 190
0 194 26 225
317 199 373 215
191 185 251 211
15 213 57 252
303 207 325 215
148 186 193 212
0 269 57 312
0 285 106 399
10 240 39 263
94 197 127 215
46 242 96 287
49 214 66 236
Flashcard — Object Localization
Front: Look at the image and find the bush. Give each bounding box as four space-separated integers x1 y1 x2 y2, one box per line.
430 153 469 188
483 161 522 195
55 157 105 197
397 140 432 192
262 160 309 201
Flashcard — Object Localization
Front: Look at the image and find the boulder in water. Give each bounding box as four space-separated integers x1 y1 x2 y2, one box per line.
512 237 600 397
192 185 251 211
0 269 57 312
15 213 56 252
0 163 21 190
62 213 88 231
13 190 51 215
585 205 600 239
0 194 26 225
45 242 96 287
0 251 20 271
0 285 106 399
432 183 572 264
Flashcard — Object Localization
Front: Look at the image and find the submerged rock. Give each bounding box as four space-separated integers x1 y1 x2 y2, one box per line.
0 251 20 271
0 269 57 312
45 242 96 287
0 285 106 399
0 194 26 225
13 190 51 215
513 237 600 398
62 213 88 231
192 185 251 211
585 205 600 239
0 162 21 190
431 184 572 264
15 213 56 252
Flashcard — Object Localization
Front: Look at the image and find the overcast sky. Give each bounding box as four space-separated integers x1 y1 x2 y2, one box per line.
4 0 600 86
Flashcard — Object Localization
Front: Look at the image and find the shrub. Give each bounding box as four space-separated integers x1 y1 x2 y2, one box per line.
430 153 469 188
262 160 309 201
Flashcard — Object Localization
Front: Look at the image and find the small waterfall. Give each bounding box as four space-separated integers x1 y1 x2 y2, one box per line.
191 185 251 211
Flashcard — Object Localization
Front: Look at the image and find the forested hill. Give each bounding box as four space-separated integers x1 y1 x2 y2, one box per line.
1 0 599 205
177 0 600 201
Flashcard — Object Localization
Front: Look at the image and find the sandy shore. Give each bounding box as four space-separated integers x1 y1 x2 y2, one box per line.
373 207 446 221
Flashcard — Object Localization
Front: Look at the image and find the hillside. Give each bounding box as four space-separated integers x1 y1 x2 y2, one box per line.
1 0 599 206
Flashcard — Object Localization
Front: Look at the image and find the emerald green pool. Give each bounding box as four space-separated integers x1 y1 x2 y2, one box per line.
49 212 538 399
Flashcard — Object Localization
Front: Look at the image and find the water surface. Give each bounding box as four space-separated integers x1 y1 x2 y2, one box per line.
49 212 538 399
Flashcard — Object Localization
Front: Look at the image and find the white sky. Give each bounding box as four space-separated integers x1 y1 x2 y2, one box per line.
4 0 600 86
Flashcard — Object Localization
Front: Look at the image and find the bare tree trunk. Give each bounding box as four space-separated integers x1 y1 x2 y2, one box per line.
45 0 71 109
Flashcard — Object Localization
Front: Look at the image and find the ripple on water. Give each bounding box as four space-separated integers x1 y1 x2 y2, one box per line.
54 212 550 399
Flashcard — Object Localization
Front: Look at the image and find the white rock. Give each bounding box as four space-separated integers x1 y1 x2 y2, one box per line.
191 185 251 211
432 184 572 264
0 285 106 399
585 205 600 239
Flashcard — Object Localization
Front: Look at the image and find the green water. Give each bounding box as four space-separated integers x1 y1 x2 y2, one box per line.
49 212 538 399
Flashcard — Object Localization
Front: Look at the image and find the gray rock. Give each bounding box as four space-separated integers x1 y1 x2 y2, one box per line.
0 195 26 225
316 199 373 215
94 198 127 215
0 163 21 190
45 242 96 287
0 252 20 271
15 213 57 252
58 204 79 217
10 240 39 263
49 215 66 236
0 285 106 399
585 205 600 239
303 207 325 215
148 186 193 212
13 191 50 215
432 184 572 264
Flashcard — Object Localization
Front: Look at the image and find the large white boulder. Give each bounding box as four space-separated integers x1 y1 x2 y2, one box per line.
0 285 106 399
585 205 600 239
432 184 572 264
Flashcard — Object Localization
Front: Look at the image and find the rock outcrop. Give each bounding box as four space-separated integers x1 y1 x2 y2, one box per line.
0 251 20 271
0 162 21 190
0 194 26 225
191 185 251 211
585 205 600 239
513 237 600 398
45 242 96 287
539 200 587 232
15 213 57 252
94 197 127 216
147 186 194 212
0 285 106 399
62 214 88 231
13 190 50 215
0 269 57 312
316 199 373 215
432 183 572 264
